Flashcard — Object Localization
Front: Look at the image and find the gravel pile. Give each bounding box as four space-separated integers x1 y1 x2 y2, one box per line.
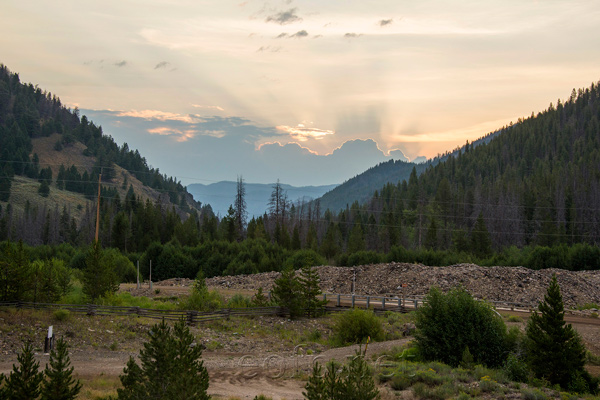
206 263 600 309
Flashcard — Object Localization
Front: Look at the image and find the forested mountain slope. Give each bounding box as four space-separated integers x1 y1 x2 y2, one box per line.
366 83 600 251
317 129 501 213
317 159 424 212
0 64 206 247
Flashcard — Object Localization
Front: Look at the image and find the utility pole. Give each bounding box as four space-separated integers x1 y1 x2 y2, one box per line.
94 169 102 243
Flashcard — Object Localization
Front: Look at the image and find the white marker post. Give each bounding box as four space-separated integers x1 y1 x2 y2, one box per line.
44 325 54 353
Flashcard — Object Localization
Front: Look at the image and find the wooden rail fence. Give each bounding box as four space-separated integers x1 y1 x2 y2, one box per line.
0 294 531 324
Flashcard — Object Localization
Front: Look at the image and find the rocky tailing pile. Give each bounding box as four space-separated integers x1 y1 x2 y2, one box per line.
206 263 600 309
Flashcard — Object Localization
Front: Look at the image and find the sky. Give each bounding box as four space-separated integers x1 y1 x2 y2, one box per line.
2 0 600 186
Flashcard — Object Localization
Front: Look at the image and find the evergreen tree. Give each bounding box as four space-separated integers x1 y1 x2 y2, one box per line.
83 241 118 300
38 180 50 198
0 241 30 301
117 319 209 400
233 175 247 239
470 212 492 257
347 224 365 254
526 274 596 392
0 373 6 398
41 338 82 400
298 264 326 317
424 217 438 250
272 267 304 318
4 342 44 400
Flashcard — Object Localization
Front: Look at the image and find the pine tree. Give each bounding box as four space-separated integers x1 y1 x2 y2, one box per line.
38 180 50 198
233 175 247 239
41 338 82 400
298 264 326 318
4 342 44 399
272 267 304 318
117 319 209 400
526 274 592 391
470 212 492 257
83 241 118 301
0 373 6 398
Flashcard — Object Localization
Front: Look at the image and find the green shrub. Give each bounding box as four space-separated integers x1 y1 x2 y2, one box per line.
53 309 71 321
332 308 384 346
227 294 252 308
415 286 509 367
303 349 379 400
521 388 548 400
503 354 530 382
180 271 224 311
251 287 270 307
507 315 523 322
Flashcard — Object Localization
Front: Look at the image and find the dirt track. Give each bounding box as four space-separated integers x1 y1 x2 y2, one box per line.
0 337 410 400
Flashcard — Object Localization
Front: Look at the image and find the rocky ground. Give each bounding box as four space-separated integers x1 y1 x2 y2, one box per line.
205 263 600 310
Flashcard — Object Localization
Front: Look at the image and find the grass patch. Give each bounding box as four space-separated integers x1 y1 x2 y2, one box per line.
97 292 178 310
76 374 120 400
506 315 523 323
575 303 600 311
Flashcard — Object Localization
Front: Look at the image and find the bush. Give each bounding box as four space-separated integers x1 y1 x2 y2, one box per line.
521 388 548 400
503 354 530 383
283 249 325 270
227 294 252 308
53 309 71 321
415 286 509 367
332 308 384 346
303 349 379 400
180 272 223 311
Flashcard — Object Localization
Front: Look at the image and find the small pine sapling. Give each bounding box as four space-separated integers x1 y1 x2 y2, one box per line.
41 337 82 400
4 342 44 400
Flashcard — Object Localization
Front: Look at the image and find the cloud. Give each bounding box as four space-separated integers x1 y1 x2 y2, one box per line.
116 109 202 123
276 124 335 141
265 8 302 25
378 19 393 27
114 60 127 67
257 46 282 53
276 30 309 39
154 61 170 69
344 33 362 39
388 148 409 162
200 130 226 138
192 104 225 112
147 127 196 142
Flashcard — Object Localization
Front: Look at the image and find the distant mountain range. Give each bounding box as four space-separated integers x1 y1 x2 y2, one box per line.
187 181 339 217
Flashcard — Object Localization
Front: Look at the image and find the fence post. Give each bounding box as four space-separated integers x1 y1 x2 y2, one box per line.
414 299 418 309
337 294 341 307
351 295 355 308
366 296 370 309
323 293 327 302
382 297 386 309
397 298 401 309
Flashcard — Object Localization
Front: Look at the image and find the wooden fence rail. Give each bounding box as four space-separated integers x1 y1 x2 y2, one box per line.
0 301 285 324
0 293 531 325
